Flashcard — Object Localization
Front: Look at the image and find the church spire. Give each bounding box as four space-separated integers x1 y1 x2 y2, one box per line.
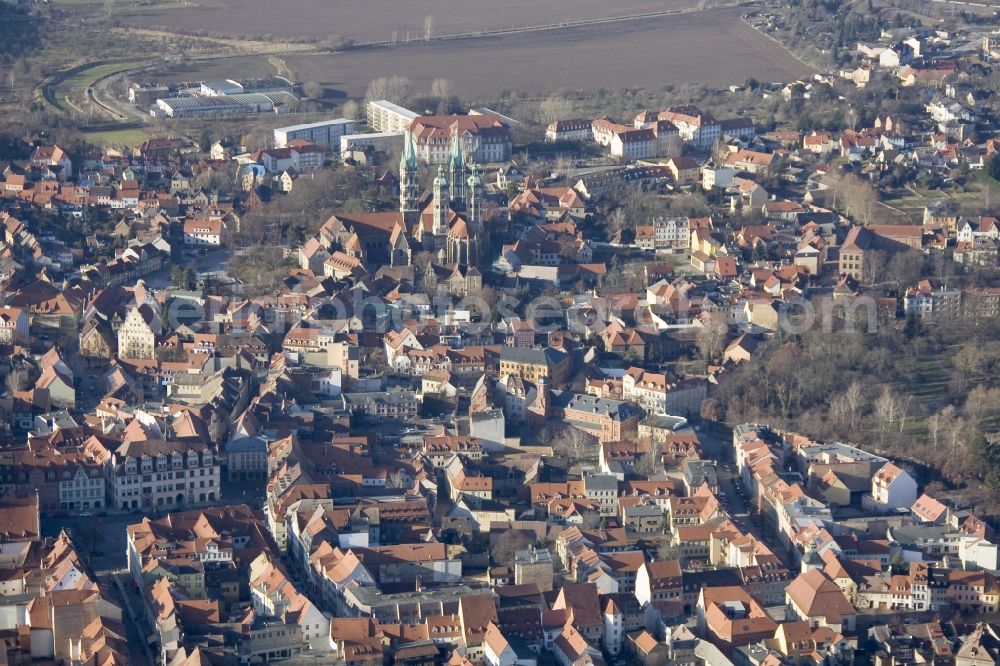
449 131 465 206
399 131 419 220
432 166 449 236
466 164 482 230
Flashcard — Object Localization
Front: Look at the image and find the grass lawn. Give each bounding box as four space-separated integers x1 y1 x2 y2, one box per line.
60 60 153 92
78 126 156 148
884 173 1000 221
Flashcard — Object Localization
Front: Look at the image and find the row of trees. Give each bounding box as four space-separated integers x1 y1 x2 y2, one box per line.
710 309 1000 512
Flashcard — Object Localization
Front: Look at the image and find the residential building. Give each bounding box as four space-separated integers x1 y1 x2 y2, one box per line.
274 118 354 148
904 280 961 319
0 306 28 344
367 100 419 133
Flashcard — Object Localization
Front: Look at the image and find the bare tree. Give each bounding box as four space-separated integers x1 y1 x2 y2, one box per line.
696 312 728 363
874 385 902 448
932 405 966 454
387 469 410 488
844 381 863 433
863 250 888 286
365 76 411 105
430 78 453 100
826 172 880 224
964 385 1000 430
539 94 575 125
634 440 662 478
947 412 967 454
241 126 274 152
926 411 943 449
580 510 602 529
5 366 35 393
491 528 531 566
302 81 323 99
830 394 848 428
341 99 360 120
424 15 434 41
207 408 228 446
605 208 627 234
552 426 594 464
655 537 682 562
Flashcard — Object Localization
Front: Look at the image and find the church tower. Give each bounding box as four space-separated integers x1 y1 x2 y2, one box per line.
465 165 484 266
432 166 449 237
466 165 483 232
448 132 466 207
399 131 420 223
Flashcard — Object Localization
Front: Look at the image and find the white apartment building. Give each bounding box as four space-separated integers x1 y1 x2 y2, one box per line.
273 118 354 148
622 368 707 417
367 100 418 133
652 216 691 251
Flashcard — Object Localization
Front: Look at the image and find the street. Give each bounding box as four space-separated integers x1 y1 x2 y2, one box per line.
695 421 790 566
41 511 145 573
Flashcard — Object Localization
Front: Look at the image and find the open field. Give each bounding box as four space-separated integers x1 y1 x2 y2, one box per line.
142 55 278 86
78 126 157 147
883 172 1000 220
283 10 811 99
99 0 702 42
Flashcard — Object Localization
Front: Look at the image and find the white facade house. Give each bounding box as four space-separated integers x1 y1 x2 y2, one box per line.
702 166 735 190
0 307 28 345
183 219 226 246
869 462 918 512
545 119 593 142
610 129 656 160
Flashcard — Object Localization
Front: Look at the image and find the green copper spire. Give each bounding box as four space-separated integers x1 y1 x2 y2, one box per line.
449 132 463 167
466 164 481 189
400 131 417 171
433 165 448 187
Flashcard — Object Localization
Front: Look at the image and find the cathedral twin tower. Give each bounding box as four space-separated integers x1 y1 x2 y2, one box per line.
400 130 485 267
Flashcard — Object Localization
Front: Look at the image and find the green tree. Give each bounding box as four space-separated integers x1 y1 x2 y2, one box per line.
182 266 197 290
990 154 1000 182
170 265 187 289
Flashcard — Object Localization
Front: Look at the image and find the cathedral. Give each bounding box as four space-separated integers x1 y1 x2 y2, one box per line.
400 130 485 267
317 129 488 277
